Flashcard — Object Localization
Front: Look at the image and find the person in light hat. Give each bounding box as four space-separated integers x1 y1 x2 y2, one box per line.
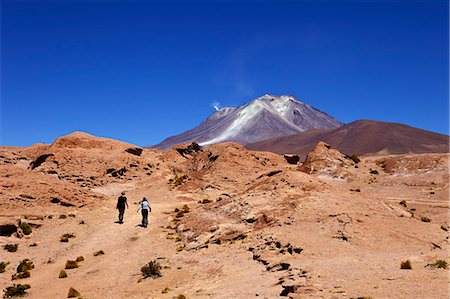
137 197 151 227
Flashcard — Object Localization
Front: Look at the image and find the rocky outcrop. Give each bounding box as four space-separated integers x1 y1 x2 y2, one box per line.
299 141 354 177
284 154 300 165
125 147 143 156
29 154 54 170
176 142 202 158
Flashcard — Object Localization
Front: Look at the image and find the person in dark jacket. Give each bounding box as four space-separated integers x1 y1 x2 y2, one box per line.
116 191 129 224
137 197 151 227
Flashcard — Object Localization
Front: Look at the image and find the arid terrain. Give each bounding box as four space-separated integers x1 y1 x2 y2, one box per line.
1 132 448 298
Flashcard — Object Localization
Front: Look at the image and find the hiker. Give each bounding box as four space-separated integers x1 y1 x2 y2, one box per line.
116 191 129 224
137 197 151 228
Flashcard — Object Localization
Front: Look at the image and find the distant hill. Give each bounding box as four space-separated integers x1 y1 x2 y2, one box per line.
245 120 449 156
152 94 342 149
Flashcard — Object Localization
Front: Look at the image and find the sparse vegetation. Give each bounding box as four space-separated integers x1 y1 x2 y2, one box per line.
440 225 448 231
3 284 31 298
11 259 34 281
429 259 448 269
421 216 431 223
19 222 32 235
76 256 84 262
79 220 85 224
400 260 412 269
3 244 18 253
140 260 162 279
59 214 67 219
399 200 407 207
60 233 76 242
11 271 30 280
177 295 186 299
29 243 37 247
169 174 188 189
350 188 361 192
174 205 190 219
67 287 80 298
161 287 170 294
59 270 67 278
0 261 10 273
16 259 34 273
93 250 105 256
65 260 79 269
68 214 76 218
369 169 379 175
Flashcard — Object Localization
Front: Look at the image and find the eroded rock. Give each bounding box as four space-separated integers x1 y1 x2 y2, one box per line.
284 154 300 165
299 141 354 177
125 147 143 156
29 154 54 170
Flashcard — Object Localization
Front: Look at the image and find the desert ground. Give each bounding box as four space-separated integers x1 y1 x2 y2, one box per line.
0 132 448 298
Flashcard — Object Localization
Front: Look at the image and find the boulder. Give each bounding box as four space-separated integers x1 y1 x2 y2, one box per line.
284 154 300 165
0 223 18 237
67 287 81 298
125 147 143 156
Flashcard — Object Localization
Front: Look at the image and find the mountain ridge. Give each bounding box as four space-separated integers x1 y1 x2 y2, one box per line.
245 119 450 156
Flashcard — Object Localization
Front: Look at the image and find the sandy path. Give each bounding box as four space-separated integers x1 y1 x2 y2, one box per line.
1 182 197 298
2 181 279 299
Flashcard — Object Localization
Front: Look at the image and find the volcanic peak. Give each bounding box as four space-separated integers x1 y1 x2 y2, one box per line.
153 94 342 149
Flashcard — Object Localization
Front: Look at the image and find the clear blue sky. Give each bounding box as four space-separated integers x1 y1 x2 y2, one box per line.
1 0 448 147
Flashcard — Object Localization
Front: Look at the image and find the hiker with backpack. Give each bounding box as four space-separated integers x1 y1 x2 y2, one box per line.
116 191 129 224
137 197 151 227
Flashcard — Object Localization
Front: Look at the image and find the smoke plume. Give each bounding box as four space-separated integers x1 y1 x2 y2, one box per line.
212 101 221 111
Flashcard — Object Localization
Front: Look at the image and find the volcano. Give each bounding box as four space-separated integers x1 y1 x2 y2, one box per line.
153 94 342 149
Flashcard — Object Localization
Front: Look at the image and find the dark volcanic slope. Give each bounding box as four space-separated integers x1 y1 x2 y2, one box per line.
246 120 450 156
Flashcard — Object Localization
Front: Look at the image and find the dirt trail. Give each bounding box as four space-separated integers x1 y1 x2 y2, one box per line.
2 182 197 298
1 182 281 298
